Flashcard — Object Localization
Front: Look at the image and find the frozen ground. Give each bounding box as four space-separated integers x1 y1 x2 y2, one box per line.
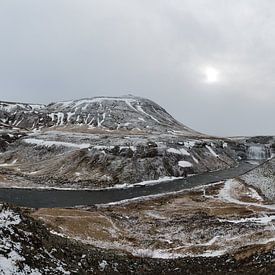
241 157 275 200
0 205 70 274
0 202 273 274
33 178 275 260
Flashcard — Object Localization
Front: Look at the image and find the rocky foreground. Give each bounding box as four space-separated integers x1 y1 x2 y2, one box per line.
1 174 275 275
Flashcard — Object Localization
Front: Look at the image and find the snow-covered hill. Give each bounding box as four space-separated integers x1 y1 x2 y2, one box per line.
0 95 200 134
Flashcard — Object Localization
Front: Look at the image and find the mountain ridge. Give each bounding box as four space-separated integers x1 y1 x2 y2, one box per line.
0 95 202 135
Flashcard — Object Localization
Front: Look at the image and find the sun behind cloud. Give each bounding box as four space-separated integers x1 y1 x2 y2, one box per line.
204 66 220 83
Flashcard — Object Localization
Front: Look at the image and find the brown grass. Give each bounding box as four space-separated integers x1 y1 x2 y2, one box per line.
32 208 123 241
31 181 275 258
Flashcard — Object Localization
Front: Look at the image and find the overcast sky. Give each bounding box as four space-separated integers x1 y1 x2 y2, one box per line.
1 0 275 136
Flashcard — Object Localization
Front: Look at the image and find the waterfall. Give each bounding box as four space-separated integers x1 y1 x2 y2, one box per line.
247 145 270 160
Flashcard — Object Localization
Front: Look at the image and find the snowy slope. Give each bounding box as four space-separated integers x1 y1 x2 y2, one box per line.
0 205 70 274
0 96 200 135
241 158 275 200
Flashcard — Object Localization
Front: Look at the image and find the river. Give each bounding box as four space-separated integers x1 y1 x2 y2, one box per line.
0 162 257 208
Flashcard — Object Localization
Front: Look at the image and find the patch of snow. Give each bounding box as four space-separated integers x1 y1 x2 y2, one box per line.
114 176 184 189
57 112 64 125
246 160 260 165
178 160 192 168
124 99 138 112
198 236 219 246
66 112 75 122
0 209 21 227
195 250 227 258
133 248 182 259
23 138 91 149
98 260 108 271
138 117 146 122
136 105 161 124
0 159 17 167
144 211 166 220
93 145 115 150
218 215 275 225
206 145 218 157
167 148 190 156
218 179 275 210
192 155 199 164
29 171 38 175
248 187 264 201
97 113 106 127
29 104 44 110
49 113 55 121
184 141 196 149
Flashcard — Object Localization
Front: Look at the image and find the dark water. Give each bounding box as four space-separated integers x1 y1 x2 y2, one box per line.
0 162 256 208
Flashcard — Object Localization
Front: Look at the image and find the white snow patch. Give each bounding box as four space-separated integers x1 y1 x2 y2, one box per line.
114 176 183 189
0 159 17 167
196 250 227 257
206 145 219 157
58 113 64 125
248 187 264 201
192 156 199 164
144 211 166 220
66 112 75 122
223 142 228 148
178 161 192 168
184 141 196 149
97 113 106 127
93 145 115 150
48 113 55 121
136 105 160 124
218 215 275 225
167 148 190 156
218 179 275 210
138 117 146 122
98 260 108 271
23 138 90 149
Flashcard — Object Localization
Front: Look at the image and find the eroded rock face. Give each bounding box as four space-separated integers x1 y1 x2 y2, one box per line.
0 132 26 152
0 130 239 188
